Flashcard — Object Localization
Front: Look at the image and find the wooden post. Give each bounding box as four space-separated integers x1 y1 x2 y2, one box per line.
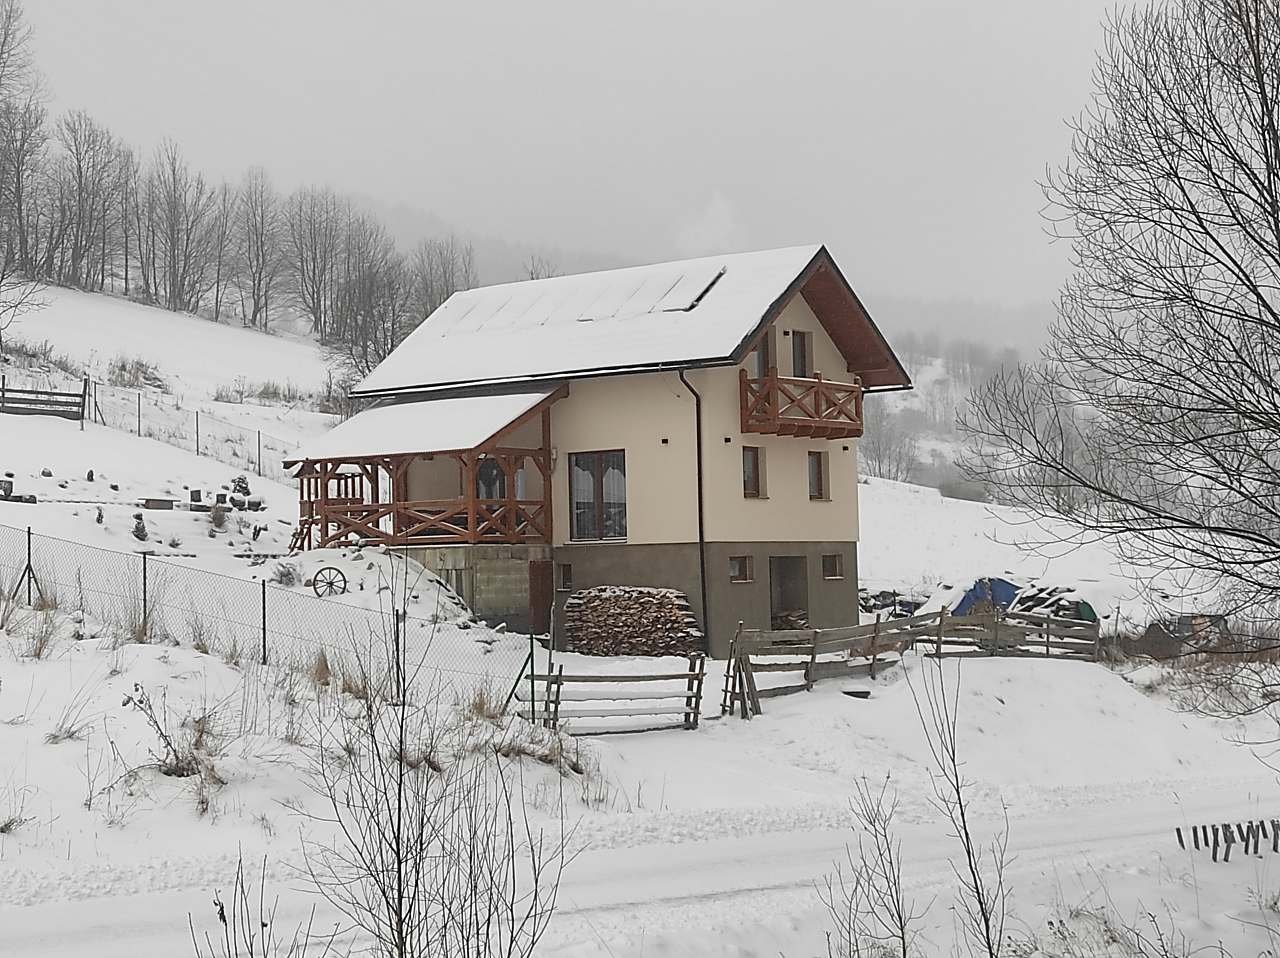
991 612 999 657
260 580 268 665
685 654 699 729
722 622 743 715
551 664 564 730
936 608 945 657
463 453 478 544
80 377 88 431
870 616 880 678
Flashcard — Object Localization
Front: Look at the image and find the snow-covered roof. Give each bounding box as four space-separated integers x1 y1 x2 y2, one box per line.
288 388 556 463
351 245 911 398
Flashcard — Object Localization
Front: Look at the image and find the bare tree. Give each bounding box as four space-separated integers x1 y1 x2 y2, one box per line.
284 186 345 339
326 213 414 379
409 234 477 323
908 662 1011 958
821 777 928 958
523 253 558 280
134 140 218 313
961 0 1280 615
237 167 283 329
295 613 567 958
49 110 123 290
860 401 920 483
207 182 238 322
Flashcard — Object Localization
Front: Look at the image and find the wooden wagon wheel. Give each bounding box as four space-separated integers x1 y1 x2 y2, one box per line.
312 566 348 597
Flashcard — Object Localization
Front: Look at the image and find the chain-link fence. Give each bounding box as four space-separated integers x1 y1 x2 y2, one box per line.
0 523 532 698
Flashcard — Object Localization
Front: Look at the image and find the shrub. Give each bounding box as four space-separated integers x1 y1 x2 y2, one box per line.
107 355 167 391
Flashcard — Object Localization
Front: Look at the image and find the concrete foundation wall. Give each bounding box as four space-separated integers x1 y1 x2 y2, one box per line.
402 543 551 632
550 540 858 657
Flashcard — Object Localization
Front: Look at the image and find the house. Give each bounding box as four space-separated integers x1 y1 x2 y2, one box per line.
285 245 911 656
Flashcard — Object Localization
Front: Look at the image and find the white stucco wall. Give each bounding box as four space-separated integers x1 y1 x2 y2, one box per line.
547 293 860 547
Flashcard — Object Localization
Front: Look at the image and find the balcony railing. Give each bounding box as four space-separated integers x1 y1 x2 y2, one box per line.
740 368 864 439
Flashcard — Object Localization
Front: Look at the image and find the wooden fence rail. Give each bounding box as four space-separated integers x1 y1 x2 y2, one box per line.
0 376 89 423
723 608 1102 718
516 654 705 734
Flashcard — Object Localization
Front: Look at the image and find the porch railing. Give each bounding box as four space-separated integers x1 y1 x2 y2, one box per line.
739 368 864 439
312 498 550 547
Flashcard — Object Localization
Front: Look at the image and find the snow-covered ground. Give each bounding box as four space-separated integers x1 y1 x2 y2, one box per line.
859 476 1187 629
0 628 1274 957
0 294 1269 956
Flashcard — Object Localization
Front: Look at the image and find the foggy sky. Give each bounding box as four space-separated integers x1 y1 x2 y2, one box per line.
27 1 1116 341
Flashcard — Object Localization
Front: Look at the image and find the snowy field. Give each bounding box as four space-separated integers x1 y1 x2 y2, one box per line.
0 632 1275 957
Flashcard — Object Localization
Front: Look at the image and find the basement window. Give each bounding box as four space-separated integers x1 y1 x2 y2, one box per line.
822 553 845 580
729 556 754 583
556 563 573 592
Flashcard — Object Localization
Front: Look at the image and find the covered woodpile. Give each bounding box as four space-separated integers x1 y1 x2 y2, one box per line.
560 585 704 656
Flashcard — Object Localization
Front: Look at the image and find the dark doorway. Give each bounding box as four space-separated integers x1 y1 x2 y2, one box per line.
769 555 809 629
528 560 553 635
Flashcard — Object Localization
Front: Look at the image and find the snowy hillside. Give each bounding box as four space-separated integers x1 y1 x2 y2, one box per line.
5 286 330 399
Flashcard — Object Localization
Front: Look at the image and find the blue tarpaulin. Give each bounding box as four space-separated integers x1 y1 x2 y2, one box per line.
952 577 1020 615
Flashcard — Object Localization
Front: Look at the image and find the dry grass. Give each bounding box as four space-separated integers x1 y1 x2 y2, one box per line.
340 668 370 702
309 650 332 689
462 682 506 723
21 611 58 660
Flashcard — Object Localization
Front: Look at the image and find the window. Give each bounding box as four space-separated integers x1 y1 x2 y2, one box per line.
822 553 844 580
808 450 828 500
729 555 754 583
792 330 813 378
569 450 627 540
742 446 764 498
753 330 773 379
556 562 573 592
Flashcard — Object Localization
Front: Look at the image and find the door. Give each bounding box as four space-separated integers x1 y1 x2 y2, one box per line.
769 555 809 629
528 559 553 635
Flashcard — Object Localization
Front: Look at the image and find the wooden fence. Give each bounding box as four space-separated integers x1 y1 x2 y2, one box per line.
722 609 1101 718
515 653 706 734
0 375 89 422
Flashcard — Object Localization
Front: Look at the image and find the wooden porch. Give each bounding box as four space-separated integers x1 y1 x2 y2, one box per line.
739 368 864 439
290 396 557 551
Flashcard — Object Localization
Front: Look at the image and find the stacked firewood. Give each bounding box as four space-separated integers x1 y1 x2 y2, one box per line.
561 585 704 656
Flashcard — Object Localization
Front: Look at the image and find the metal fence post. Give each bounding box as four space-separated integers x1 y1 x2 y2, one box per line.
136 391 142 436
257 430 262 477
25 525 32 605
195 410 200 456
141 551 148 632
261 580 268 665
528 631 536 718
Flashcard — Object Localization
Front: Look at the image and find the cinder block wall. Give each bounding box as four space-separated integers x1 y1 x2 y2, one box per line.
403 544 551 632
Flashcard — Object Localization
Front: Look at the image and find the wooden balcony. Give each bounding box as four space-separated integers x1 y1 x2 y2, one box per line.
740 368 864 439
